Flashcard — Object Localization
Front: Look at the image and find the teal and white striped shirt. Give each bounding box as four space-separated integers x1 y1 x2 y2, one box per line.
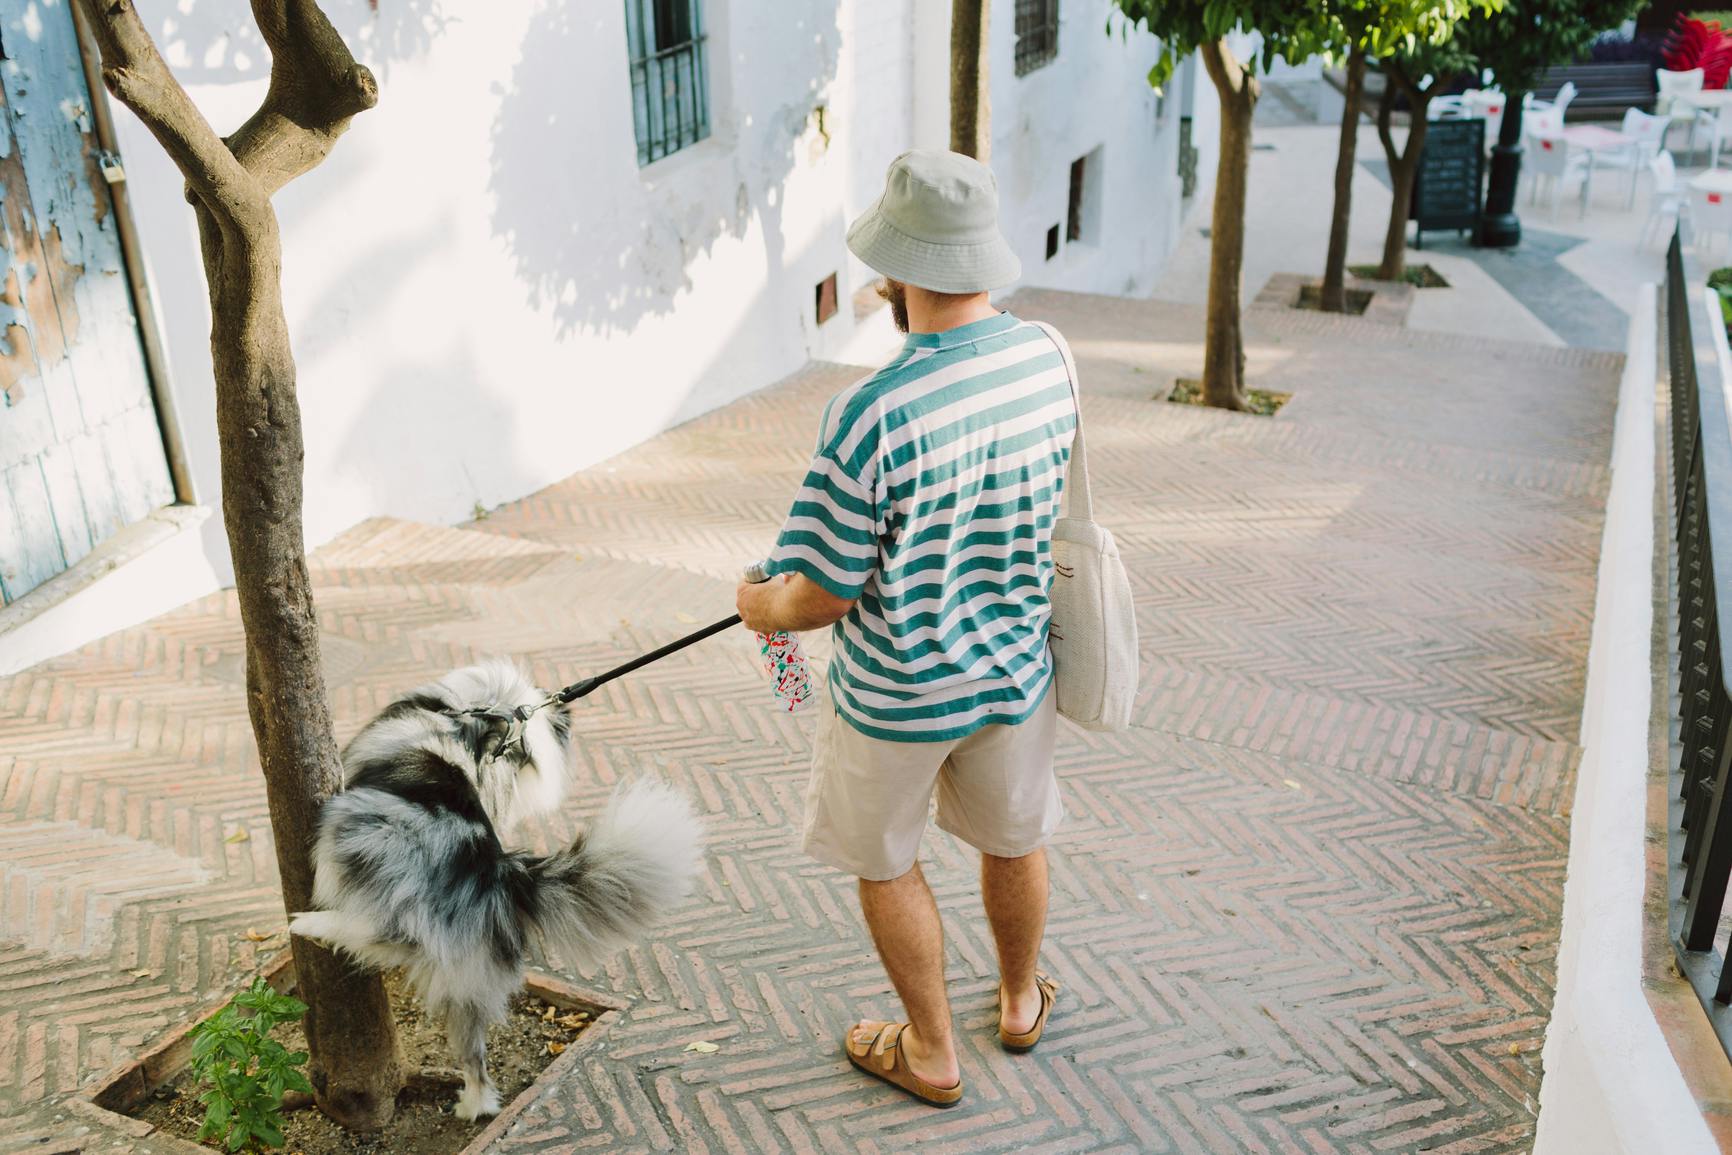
766 312 1077 742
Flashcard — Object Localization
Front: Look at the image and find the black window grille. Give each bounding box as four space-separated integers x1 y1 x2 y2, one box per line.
1015 0 1060 77
625 0 711 166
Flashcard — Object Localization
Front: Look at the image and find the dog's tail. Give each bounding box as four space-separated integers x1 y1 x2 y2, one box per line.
520 779 704 967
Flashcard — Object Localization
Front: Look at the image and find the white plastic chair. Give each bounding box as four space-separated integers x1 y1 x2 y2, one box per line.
1643 152 1690 248
1552 80 1578 121
1691 182 1732 255
1465 89 1508 149
1594 109 1673 208
1527 105 1565 136
1658 67 1707 152
1527 131 1590 218
1429 95 1469 120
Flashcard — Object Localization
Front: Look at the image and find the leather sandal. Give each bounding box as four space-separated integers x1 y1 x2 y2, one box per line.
998 974 1059 1053
843 1020 963 1107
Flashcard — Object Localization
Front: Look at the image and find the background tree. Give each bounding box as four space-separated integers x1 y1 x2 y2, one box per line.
1316 0 1493 310
951 0 991 159
1372 39 1476 280
1108 5 1333 409
1459 0 1643 247
74 0 403 1131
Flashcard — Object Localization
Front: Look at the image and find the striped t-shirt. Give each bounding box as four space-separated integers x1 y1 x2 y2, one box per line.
765 311 1077 742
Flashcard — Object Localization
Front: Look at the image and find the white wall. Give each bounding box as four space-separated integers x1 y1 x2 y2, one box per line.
990 0 1180 298
103 0 1187 598
1532 283 1716 1155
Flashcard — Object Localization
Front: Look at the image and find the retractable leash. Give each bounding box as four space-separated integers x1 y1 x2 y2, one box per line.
518 612 744 719
450 564 813 747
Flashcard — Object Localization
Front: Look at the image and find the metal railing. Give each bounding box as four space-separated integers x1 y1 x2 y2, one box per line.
1667 228 1732 1055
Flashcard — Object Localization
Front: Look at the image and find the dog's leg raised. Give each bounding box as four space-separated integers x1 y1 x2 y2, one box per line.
446 1002 500 1120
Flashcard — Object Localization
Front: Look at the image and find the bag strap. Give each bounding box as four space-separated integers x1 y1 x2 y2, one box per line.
1031 320 1092 521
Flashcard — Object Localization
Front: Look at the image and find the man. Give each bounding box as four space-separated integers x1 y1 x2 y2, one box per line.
736 150 1076 1107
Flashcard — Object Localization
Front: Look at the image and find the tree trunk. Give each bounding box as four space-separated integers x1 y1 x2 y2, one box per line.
204 206 403 1131
77 0 403 1130
1199 39 1256 411
1320 47 1366 312
950 0 990 159
1377 67 1431 282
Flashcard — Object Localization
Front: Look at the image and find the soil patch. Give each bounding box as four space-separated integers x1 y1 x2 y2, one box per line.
1295 284 1374 315
1349 262 1450 288
1169 378 1291 417
1252 272 1416 326
135 970 587 1155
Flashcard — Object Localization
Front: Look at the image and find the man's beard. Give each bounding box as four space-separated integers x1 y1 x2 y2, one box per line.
878 279 909 333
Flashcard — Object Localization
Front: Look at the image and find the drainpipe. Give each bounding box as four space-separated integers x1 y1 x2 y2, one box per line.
67 0 199 507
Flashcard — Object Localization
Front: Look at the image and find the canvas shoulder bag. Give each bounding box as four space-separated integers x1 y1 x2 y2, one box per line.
1031 321 1138 732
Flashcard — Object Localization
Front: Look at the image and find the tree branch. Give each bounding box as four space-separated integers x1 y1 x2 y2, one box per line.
1377 76 1397 159
1386 59 1424 164
228 0 380 196
1200 38 1245 99
74 0 267 230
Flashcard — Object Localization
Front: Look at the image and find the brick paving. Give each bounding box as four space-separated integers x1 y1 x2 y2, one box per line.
0 290 1620 1153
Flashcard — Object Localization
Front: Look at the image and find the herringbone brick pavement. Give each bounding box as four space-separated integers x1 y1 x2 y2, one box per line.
0 291 1615 1153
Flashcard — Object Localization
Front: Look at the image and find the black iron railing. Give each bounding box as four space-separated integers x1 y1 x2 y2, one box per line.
1668 228 1732 1054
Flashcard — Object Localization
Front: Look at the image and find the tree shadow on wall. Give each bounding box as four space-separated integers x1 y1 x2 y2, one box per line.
136 0 449 83
489 0 840 338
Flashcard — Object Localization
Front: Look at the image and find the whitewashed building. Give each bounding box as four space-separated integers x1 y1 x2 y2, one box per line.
0 0 1209 671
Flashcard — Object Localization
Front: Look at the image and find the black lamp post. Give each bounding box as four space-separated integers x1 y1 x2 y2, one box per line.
1476 92 1526 248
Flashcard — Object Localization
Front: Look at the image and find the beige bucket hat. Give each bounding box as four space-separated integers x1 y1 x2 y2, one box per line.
847 150 1022 295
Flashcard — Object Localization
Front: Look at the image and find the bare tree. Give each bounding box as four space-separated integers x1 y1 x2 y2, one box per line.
950 0 990 160
73 0 403 1130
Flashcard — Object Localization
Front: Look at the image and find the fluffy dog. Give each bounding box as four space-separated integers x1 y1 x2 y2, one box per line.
289 660 703 1120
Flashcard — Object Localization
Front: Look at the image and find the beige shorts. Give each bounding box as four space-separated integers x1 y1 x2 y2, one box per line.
802 690 1063 881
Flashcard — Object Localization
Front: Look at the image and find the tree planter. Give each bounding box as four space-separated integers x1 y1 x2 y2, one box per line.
1169 377 1292 416
1254 271 1417 326
72 952 625 1154
1349 262 1450 289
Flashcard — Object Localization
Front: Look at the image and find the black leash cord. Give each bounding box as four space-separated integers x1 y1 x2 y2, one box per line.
514 613 744 719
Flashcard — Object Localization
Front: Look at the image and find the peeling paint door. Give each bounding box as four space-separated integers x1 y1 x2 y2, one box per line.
0 0 173 606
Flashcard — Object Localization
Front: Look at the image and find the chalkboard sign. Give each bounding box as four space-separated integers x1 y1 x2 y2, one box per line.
1409 117 1484 246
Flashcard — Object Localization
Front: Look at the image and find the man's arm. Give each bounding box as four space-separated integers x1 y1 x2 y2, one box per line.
736 573 856 634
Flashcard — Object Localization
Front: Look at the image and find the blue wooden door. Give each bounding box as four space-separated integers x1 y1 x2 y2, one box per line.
0 0 174 605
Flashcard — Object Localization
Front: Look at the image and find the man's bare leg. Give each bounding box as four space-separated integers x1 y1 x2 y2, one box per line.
982 848 1049 1034
856 862 961 1088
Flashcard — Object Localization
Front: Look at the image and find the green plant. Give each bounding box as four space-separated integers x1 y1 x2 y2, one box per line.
189 977 312 1151
1710 269 1732 330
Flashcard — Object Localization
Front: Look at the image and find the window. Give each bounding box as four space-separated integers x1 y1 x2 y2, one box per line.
1015 0 1060 76
815 273 838 325
1067 157 1086 243
624 0 711 166
1067 146 1102 245
1045 225 1060 261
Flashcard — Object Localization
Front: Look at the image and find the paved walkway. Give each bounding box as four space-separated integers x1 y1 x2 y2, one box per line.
1161 115 1665 353
0 291 1619 1153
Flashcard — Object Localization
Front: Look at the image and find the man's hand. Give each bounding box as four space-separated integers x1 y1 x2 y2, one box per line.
737 572 856 633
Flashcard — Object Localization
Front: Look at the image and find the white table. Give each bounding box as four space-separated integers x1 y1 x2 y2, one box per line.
1561 124 1644 208
1679 90 1732 166
1690 169 1732 252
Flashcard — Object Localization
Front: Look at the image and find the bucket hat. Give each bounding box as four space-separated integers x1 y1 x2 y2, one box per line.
847 150 1022 294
